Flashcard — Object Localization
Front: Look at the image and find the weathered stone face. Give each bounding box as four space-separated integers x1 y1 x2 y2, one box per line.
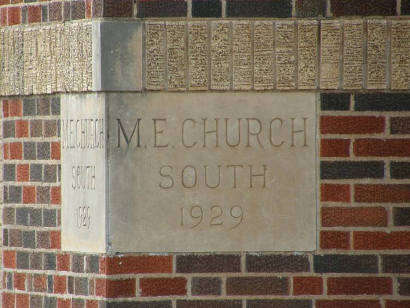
62 92 317 253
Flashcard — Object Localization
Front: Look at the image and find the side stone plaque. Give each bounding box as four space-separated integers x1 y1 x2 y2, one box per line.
62 92 317 253
61 94 106 253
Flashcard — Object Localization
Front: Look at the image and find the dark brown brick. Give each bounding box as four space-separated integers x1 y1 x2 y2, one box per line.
391 117 410 134
296 0 325 17
44 165 57 183
104 0 133 17
37 186 50 204
49 2 62 21
317 301 381 308
72 254 84 272
177 300 242 308
314 255 378 273
30 253 43 270
106 301 172 308
247 255 309 272
9 229 22 247
393 207 410 226
137 0 187 17
4 164 16 181
177 255 241 273
71 0 85 20
17 251 29 269
86 255 99 273
63 1 70 20
248 300 312 308
3 121 15 138
191 277 221 295
43 120 57 137
30 295 43 308
3 207 15 225
192 0 222 17
382 255 410 273
36 231 50 249
30 120 42 137
227 0 291 17
23 230 35 248
226 277 288 295
399 278 410 295
330 0 396 16
37 142 50 160
92 0 103 16
44 253 56 270
37 98 50 115
75 277 88 295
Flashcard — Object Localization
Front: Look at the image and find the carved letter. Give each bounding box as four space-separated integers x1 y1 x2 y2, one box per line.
117 119 141 148
246 118 264 149
269 117 284 147
204 165 221 188
227 164 244 188
153 118 169 148
224 118 241 147
182 118 197 148
291 117 308 147
202 118 219 148
249 164 267 188
159 165 174 189
182 165 198 188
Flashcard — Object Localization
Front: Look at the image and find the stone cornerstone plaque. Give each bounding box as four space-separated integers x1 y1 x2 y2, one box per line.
62 92 317 253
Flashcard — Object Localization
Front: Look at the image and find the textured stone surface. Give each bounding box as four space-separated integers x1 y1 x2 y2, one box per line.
254 21 274 90
166 22 187 91
145 22 166 90
343 20 364 89
188 22 209 90
298 21 318 89
211 21 231 90
367 20 387 89
275 21 296 89
391 21 410 89
232 21 252 90
320 21 342 89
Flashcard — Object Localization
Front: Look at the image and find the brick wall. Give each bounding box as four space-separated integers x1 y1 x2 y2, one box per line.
1 0 410 308
1 93 409 307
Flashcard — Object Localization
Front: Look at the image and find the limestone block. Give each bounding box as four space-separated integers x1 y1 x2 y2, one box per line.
145 22 166 90
166 22 187 91
298 21 318 89
211 21 231 90
188 22 209 90
275 21 296 90
254 21 274 90
343 20 364 89
320 20 342 89
391 20 410 90
367 20 388 90
232 21 252 90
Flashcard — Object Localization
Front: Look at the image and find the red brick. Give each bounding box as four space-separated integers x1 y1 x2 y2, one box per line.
320 231 350 250
51 186 61 205
3 250 16 268
386 301 410 308
0 7 7 26
57 254 70 271
11 0 23 3
50 231 61 249
2 100 9 117
86 300 99 308
327 277 392 295
10 142 22 160
51 141 61 160
33 274 47 292
0 0 10 6
27 5 41 23
96 278 136 298
3 143 9 160
2 293 15 308
354 231 410 250
355 184 410 203
140 277 187 296
15 120 28 138
321 139 350 157
293 277 323 295
17 164 29 182
322 207 387 227
321 184 350 202
321 116 385 134
317 300 381 308
8 99 22 116
14 272 26 290
354 139 410 157
54 275 67 294
100 255 173 275
23 186 36 204
16 293 29 307
7 6 20 25
58 298 71 308
86 0 92 18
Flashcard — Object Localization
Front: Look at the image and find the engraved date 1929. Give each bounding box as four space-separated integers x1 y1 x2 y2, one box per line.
180 205 244 229
76 205 91 229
